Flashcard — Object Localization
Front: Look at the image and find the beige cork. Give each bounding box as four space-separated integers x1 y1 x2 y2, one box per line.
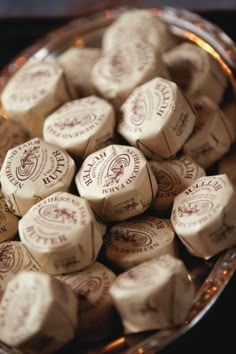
171 174 236 259
0 271 78 353
109 254 195 333
18 192 105 274
75 144 158 222
104 216 176 269
0 138 75 216
92 40 170 108
43 95 115 160
1 61 71 137
119 77 197 159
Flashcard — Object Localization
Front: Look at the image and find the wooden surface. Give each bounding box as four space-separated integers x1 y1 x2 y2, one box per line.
0 0 236 18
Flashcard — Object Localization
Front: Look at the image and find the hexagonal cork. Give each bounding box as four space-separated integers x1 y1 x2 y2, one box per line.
102 9 177 54
171 174 236 259
43 96 115 160
92 40 170 108
109 254 195 333
0 241 39 299
1 61 71 138
0 192 19 243
104 216 176 270
18 192 105 275
75 144 158 222
0 271 78 353
0 138 75 217
57 261 120 343
118 76 197 160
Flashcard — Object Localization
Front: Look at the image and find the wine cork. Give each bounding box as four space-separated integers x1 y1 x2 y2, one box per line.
43 95 115 160
0 137 75 217
102 9 177 53
0 271 78 353
183 96 234 169
57 261 120 342
92 40 170 108
58 47 101 97
104 216 176 270
171 174 236 259
0 117 28 170
150 155 206 211
118 77 197 159
1 61 71 137
0 241 39 299
218 151 236 185
163 42 228 105
109 254 195 333
18 192 104 275
75 144 158 222
0 192 19 242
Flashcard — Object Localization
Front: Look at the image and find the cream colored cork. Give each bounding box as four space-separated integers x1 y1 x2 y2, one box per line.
43 96 115 160
119 77 197 159
0 271 78 353
92 40 170 107
18 192 105 275
171 174 236 259
102 9 178 53
0 138 75 217
1 60 71 137
109 254 195 333
75 144 158 222
104 216 176 269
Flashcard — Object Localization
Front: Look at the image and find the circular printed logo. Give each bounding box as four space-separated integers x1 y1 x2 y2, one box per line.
129 90 152 126
38 205 77 225
103 153 131 188
54 110 97 131
76 276 102 296
109 51 131 80
111 228 152 247
0 244 24 275
155 169 174 192
15 146 40 181
177 199 214 218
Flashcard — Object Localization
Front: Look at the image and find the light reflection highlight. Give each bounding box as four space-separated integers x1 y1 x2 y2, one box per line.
182 31 236 93
74 37 85 48
102 336 126 352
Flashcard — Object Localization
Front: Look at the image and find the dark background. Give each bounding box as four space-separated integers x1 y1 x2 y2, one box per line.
0 1 235 353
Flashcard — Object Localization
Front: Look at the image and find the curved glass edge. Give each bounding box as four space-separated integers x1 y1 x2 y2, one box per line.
0 6 235 95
